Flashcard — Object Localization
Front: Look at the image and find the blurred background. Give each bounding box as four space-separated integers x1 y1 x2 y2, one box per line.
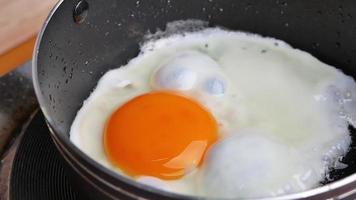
0 0 57 76
0 0 57 156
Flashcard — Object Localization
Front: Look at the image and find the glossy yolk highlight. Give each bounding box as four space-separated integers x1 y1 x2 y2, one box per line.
104 91 218 180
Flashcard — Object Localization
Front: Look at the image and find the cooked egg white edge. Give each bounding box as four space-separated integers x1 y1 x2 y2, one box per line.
70 27 356 197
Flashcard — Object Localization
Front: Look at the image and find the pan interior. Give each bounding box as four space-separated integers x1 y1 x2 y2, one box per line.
34 0 356 194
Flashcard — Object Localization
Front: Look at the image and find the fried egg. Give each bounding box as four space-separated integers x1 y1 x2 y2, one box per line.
70 21 356 198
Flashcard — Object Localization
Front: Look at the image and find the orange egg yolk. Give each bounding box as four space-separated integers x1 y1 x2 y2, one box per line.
104 91 218 180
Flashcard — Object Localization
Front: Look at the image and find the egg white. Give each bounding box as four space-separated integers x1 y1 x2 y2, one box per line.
70 22 356 198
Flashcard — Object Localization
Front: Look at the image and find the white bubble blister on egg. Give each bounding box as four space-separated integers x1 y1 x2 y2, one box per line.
151 50 225 94
200 130 322 198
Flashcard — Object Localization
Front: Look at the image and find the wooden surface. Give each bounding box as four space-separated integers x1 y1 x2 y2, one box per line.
0 0 58 76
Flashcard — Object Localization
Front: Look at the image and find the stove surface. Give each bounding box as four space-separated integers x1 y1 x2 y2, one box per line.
8 111 84 200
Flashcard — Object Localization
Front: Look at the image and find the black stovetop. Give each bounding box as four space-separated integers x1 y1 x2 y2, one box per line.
10 111 85 200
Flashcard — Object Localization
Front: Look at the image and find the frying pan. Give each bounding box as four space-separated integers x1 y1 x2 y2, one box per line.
33 0 356 199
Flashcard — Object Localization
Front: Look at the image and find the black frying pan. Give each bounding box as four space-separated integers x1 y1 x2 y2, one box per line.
33 0 356 199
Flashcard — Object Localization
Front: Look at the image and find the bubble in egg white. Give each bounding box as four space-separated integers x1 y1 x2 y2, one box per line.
151 51 220 91
153 66 197 90
203 77 226 96
199 130 321 198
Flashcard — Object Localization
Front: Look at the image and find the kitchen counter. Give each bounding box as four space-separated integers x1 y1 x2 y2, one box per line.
0 0 57 75
0 62 37 154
